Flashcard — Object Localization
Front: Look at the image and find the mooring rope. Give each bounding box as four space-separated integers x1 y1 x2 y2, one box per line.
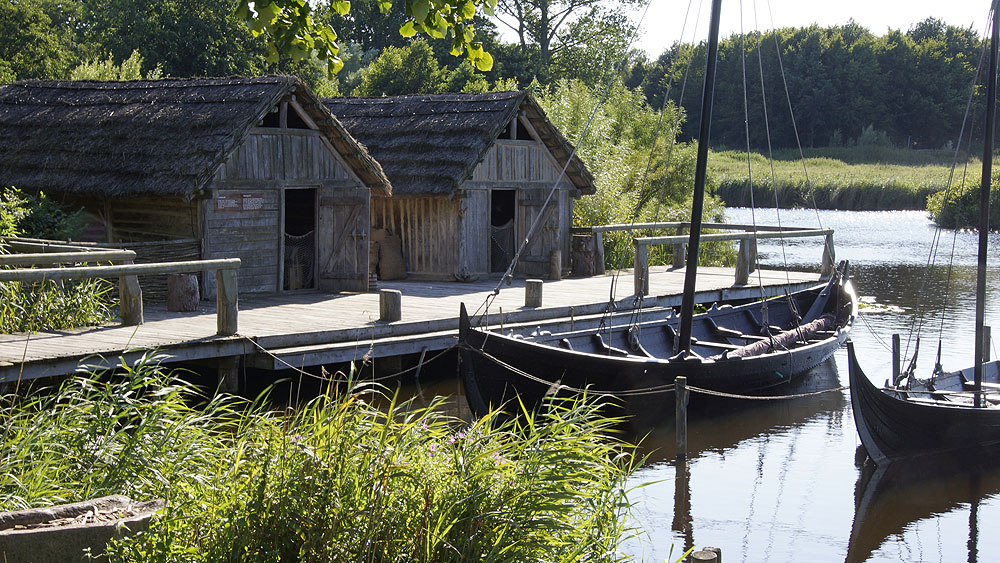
464 342 846 400
239 334 459 384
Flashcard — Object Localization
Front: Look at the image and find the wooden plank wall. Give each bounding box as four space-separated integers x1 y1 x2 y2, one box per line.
205 129 369 295
203 189 281 294
458 190 490 276
372 196 459 278
471 140 570 184
215 129 356 183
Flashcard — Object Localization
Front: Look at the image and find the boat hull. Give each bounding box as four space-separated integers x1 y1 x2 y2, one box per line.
847 340 1000 466
459 271 856 418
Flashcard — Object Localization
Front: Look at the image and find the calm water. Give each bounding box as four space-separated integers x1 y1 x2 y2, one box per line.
622 208 1000 562
408 208 1000 562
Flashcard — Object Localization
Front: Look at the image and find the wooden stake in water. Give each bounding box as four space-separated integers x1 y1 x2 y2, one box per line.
676 376 688 459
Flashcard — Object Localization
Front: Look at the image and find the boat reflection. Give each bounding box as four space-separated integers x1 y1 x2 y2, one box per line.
628 357 846 461
847 453 1000 562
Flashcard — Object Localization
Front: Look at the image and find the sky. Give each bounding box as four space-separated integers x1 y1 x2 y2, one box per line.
629 0 993 57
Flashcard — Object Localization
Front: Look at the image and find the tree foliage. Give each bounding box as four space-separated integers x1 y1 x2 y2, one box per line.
633 19 982 152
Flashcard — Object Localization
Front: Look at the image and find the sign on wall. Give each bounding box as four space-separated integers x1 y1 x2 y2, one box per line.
216 193 266 212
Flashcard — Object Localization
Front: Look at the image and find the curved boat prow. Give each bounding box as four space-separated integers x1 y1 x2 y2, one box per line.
848 340 889 466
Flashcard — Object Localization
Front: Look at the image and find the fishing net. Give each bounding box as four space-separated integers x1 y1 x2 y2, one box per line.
284 231 315 290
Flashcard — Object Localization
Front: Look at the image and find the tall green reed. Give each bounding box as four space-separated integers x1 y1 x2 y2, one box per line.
0 355 640 562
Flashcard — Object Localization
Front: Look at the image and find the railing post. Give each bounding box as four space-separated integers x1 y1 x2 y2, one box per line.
119 256 142 326
735 237 751 286
820 232 836 279
594 231 606 275
216 268 238 336
119 274 143 326
634 242 649 296
673 225 686 268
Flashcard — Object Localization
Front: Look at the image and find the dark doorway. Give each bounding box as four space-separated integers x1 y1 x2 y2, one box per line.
490 189 516 273
283 188 316 290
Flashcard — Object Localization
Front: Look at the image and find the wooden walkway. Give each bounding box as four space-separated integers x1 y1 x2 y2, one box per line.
0 266 821 383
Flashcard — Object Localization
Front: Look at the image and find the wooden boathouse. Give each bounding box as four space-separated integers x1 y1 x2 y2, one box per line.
325 91 595 281
0 76 391 296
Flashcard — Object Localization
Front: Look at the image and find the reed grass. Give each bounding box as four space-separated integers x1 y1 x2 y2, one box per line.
0 278 115 333
709 147 964 210
0 356 640 562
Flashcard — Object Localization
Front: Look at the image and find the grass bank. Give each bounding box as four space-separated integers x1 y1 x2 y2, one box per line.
709 147 969 211
1 355 640 562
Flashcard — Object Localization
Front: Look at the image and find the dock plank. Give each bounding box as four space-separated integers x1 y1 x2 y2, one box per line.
0 266 823 382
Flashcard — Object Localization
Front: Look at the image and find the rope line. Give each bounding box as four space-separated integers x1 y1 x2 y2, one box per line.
464 343 846 400
239 334 459 384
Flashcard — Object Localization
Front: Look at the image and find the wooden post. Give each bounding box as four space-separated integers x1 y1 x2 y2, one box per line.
634 242 649 296
676 376 688 460
892 334 901 385
216 268 238 336
119 274 143 326
167 273 199 312
673 225 686 268
820 232 836 279
379 289 402 322
549 250 562 280
594 231 606 275
690 547 722 562
735 238 751 286
217 355 240 394
525 279 543 307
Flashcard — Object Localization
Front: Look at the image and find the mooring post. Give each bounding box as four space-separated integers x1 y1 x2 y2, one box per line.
634 242 649 296
820 232 836 279
690 547 722 562
892 334 901 385
216 268 238 336
217 355 240 394
673 225 686 269
735 238 751 286
119 273 143 326
525 279 543 307
549 250 562 280
379 289 402 322
676 376 688 460
594 231 606 274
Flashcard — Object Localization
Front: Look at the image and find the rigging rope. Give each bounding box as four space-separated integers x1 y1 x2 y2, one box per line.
472 0 660 325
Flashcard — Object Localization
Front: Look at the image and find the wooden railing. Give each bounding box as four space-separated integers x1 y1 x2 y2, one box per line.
570 223 835 295
1 238 241 335
632 224 834 296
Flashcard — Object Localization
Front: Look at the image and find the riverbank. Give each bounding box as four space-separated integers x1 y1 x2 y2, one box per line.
709 147 965 211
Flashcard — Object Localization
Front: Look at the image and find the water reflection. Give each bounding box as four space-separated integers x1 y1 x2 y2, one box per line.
848 455 1000 563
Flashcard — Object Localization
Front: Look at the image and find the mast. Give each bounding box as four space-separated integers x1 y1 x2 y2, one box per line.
974 1 999 407
678 0 724 355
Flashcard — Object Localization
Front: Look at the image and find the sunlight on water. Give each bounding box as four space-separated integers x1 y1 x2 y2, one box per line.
620 209 1000 562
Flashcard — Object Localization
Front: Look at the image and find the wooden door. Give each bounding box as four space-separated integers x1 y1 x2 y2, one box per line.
516 189 561 277
317 186 370 292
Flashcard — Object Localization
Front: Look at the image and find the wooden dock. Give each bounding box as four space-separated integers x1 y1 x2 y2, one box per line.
0 266 822 383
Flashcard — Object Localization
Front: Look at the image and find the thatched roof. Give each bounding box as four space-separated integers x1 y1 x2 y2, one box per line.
0 76 390 198
324 91 595 196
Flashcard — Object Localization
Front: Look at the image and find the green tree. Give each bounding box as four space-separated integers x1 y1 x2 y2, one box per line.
0 0 86 80
237 0 496 74
353 39 491 95
83 0 264 77
493 0 640 84
69 50 163 80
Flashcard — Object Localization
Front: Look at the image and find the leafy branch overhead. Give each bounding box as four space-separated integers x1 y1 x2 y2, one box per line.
236 0 495 74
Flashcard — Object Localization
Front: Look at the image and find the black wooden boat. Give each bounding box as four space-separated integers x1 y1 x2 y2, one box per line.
459 263 857 418
458 0 856 418
848 1 1000 467
848 344 1000 465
